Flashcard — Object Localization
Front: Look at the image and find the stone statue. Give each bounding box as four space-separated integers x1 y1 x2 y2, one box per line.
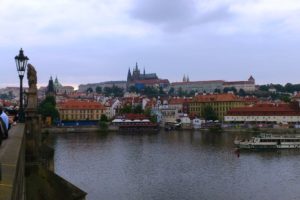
27 64 37 90
26 63 38 110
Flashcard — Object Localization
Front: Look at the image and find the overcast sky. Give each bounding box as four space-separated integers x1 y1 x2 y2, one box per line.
1 0 300 88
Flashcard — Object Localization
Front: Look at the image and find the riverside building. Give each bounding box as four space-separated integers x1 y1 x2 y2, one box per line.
57 100 105 121
189 94 246 121
225 102 300 124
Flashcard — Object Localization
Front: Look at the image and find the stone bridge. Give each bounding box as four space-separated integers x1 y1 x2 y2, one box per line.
0 124 25 200
0 63 86 199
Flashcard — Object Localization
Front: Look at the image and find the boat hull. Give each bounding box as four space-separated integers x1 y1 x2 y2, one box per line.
235 142 300 149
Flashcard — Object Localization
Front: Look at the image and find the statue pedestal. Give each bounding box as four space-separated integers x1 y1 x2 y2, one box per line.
26 88 38 110
25 87 40 161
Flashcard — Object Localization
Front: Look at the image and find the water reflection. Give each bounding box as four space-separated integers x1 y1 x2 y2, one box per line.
52 131 300 200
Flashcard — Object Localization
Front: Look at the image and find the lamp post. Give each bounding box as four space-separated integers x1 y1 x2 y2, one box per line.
15 48 29 122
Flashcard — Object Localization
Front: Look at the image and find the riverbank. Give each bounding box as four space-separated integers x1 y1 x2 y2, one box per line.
220 127 300 134
43 125 300 134
43 125 119 134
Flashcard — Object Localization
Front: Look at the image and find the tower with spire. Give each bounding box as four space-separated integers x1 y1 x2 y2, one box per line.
132 62 141 80
248 75 255 84
46 76 56 97
127 68 132 82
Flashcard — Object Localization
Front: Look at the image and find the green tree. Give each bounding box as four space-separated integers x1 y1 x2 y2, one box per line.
99 121 108 132
158 86 166 96
203 105 218 121
86 87 93 93
168 87 175 96
292 84 300 92
259 85 269 91
143 86 159 97
177 87 184 97
103 86 124 97
100 114 108 122
120 105 132 114
129 85 137 93
214 89 221 94
104 87 112 96
96 86 102 94
189 90 196 97
144 107 152 117
238 89 246 97
274 84 285 92
133 104 143 114
280 94 291 102
223 87 237 94
0 93 9 99
285 83 294 93
143 107 156 123
8 91 14 99
111 85 124 97
38 96 59 123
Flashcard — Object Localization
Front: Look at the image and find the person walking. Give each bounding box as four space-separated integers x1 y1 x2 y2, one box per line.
0 103 8 140
0 103 9 130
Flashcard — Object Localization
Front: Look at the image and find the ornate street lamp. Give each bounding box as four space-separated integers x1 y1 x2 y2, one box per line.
15 48 29 122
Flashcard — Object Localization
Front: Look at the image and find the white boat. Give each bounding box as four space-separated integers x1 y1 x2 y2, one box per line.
192 118 201 130
234 133 300 149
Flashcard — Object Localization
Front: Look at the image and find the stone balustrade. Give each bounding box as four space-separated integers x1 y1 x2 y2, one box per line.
0 124 25 200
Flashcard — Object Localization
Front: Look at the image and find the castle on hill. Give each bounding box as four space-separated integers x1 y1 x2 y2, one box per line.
126 63 169 90
127 62 158 82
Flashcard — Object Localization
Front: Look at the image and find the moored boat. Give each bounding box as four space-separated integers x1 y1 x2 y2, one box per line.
118 122 159 133
234 133 300 149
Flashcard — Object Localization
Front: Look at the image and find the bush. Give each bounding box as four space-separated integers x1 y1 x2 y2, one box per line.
99 121 108 132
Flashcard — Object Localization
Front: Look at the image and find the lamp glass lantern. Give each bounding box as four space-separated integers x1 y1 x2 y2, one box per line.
15 48 29 77
15 48 29 122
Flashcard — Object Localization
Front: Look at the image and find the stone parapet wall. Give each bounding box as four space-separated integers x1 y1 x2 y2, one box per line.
0 124 25 200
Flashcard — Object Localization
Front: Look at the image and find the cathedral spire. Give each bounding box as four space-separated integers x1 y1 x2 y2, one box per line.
135 62 138 70
127 68 132 81
55 76 59 84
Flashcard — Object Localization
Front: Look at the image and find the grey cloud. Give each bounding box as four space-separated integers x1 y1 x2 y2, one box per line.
130 0 232 31
131 0 196 24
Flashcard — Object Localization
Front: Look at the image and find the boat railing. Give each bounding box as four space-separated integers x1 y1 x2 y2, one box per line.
258 133 300 139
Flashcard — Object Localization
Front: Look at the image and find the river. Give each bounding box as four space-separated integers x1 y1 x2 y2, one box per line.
52 130 300 200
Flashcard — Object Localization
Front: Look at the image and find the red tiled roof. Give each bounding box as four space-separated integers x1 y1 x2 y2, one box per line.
293 93 300 99
193 94 241 102
58 100 105 110
122 97 142 104
227 103 300 116
124 114 147 120
169 97 193 105
0 100 13 107
145 101 156 109
242 96 258 104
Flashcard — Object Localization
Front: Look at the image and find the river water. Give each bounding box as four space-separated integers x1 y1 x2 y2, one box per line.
52 131 300 200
